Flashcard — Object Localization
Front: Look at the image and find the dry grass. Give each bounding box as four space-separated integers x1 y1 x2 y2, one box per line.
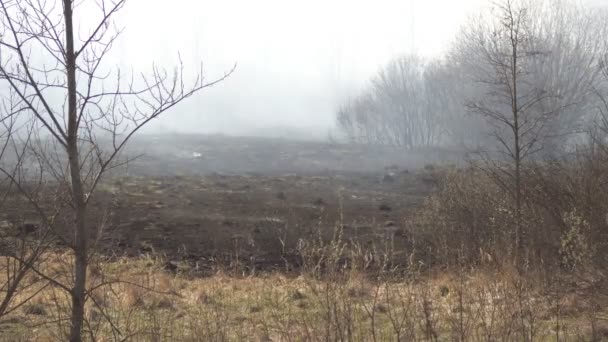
0 253 605 341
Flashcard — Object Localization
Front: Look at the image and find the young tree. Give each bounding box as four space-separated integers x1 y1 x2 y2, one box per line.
452 0 553 264
0 0 234 340
452 0 608 265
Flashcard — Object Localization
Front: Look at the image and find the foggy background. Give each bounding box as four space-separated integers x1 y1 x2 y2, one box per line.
110 0 496 139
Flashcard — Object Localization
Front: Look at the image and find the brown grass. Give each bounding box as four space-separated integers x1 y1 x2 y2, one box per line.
0 252 604 341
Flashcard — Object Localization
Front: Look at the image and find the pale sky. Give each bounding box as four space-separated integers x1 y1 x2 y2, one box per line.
101 0 536 138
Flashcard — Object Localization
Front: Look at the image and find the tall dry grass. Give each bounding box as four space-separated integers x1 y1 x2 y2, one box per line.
0 229 604 341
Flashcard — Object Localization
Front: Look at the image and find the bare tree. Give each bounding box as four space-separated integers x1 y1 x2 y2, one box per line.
0 96 57 322
337 55 446 149
594 55 608 143
451 0 556 265
526 0 608 154
0 0 234 340
451 0 608 265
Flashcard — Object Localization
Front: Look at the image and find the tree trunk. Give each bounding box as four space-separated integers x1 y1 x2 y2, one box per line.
510 16 524 269
63 1 88 341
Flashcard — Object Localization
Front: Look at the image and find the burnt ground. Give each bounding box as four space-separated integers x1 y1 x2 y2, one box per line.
2 134 454 272
98 170 436 271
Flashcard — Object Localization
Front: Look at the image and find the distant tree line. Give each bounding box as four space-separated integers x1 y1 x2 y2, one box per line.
336 0 608 156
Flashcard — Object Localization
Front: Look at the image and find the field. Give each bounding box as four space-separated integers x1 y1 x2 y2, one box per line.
84 134 447 269
0 135 606 341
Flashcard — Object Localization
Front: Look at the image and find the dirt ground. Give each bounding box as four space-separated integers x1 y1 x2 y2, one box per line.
1 135 447 271
91 135 449 271
97 169 435 271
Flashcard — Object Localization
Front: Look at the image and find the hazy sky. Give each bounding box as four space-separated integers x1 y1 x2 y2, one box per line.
106 0 593 138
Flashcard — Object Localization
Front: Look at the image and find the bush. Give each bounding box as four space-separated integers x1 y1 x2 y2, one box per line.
413 156 608 276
